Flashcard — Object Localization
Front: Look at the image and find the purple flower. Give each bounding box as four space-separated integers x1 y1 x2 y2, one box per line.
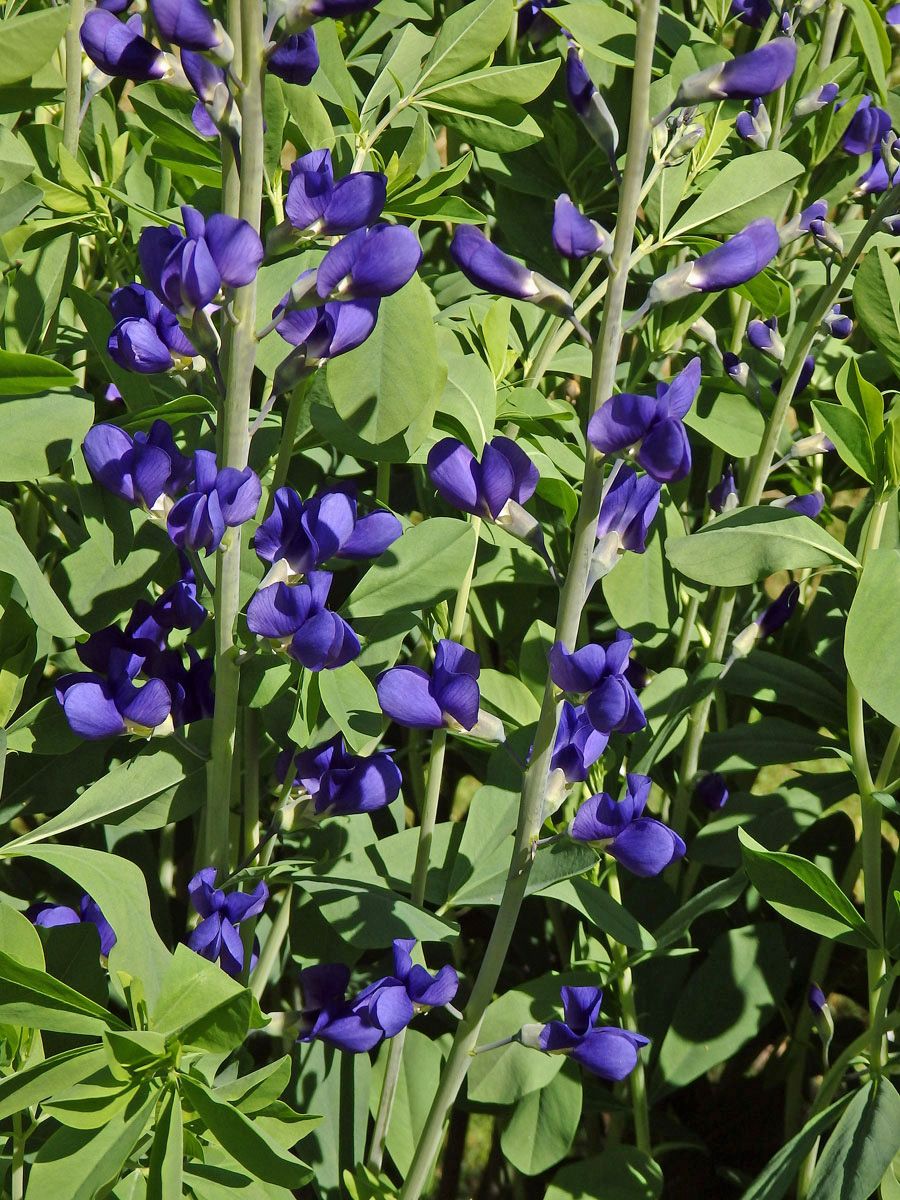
889 3 900 20
56 670 172 740
154 646 215 726
823 304 852 339
730 0 771 26
297 962 351 1037
552 194 612 259
107 284 198 374
268 31 320 84
807 983 827 1015
565 49 619 173
758 581 800 637
83 419 192 512
587 357 700 483
645 220 780 312
246 573 360 671
842 96 892 156
780 199 829 246
549 631 646 735
694 772 728 811
285 150 386 236
595 464 661 553
793 82 840 119
139 207 263 315
377 639 484 732
28 895 116 956
187 868 268 977
427 436 538 520
550 701 608 784
672 40 797 107
856 151 899 194
747 315 784 362
391 939 459 1008
522 986 649 1080
735 98 771 149
316 224 422 300
568 774 686 876
709 469 739 514
167 450 261 555
80 10 168 80
254 485 401 579
278 734 402 817
273 288 380 373
772 492 825 519
150 0 222 51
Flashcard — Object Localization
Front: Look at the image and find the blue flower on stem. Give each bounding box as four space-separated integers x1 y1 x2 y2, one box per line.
426 436 543 546
80 10 169 80
315 224 422 300
729 581 800 663
377 639 503 740
150 0 227 53
549 630 646 735
708 468 739 514
56 665 172 741
246 573 360 671
589 463 661 585
285 149 386 236
747 316 785 362
694 772 729 811
735 98 771 148
83 419 193 515
107 284 199 374
518 986 649 1080
587 358 700 483
665 39 797 114
277 734 402 818
730 0 771 26
565 48 619 178
842 96 892 155
187 869 268 977
568 774 686 876
550 701 609 784
552 194 612 259
28 895 116 957
167 449 261 555
268 31 320 85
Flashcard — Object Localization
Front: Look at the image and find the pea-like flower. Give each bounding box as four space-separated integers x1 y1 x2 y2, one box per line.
56 666 172 741
450 225 587 341
708 468 739 514
139 206 264 316
255 485 401 584
590 464 662 583
565 48 619 177
187 869 268 977
666 39 797 114
83 419 193 515
167 449 262 555
107 284 199 374
80 10 169 80
793 82 840 119
747 315 785 362
277 734 402 818
302 939 458 1052
587 357 700 483
842 96 891 155
150 0 226 53
377 639 503 739
550 701 609 784
552 194 612 259
268 31 320 85
642 221 780 315
285 149 386 236
694 772 729 811
568 774 686 876
28 895 116 956
771 492 825 519
272 283 381 389
549 631 646 735
730 0 771 26
736 98 771 149
518 986 649 1080
246 573 360 671
823 304 852 339
181 49 234 138
316 224 422 300
780 198 828 246
729 581 800 660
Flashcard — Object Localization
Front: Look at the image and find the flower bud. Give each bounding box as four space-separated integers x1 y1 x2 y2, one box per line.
823 303 852 339
670 40 797 110
808 218 844 256
735 98 771 149
566 48 620 178
792 82 839 119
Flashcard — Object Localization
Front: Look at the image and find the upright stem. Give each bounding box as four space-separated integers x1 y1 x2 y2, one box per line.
607 866 651 1153
397 0 661 1190
11 1112 25 1200
818 1 844 69
204 0 265 872
63 0 85 157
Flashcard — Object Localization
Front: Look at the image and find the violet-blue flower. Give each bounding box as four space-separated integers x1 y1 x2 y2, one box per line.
549 630 646 735
568 774 686 876
56 668 172 741
730 0 771 26
28 895 117 956
550 701 609 783
735 98 771 149
246 573 360 671
842 96 892 156
747 315 784 362
644 221 780 314
519 986 649 1080
107 284 198 374
80 10 168 80
268 31 320 85
709 468 739 514
565 48 619 175
83 419 193 514
694 772 728 811
771 492 825 519
823 304 852 339
278 734 402 817
150 0 223 52
669 39 797 110
187 868 268 977
316 224 422 300
793 82 840 119
285 149 386 236
595 464 661 555
729 581 800 661
377 639 503 738
587 357 700 483
166 449 261 555
273 289 381 376
552 194 612 259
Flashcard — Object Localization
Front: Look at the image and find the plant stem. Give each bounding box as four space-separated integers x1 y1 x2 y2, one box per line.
204 0 265 873
818 0 844 69
250 884 292 1001
396 0 661 1189
607 865 651 1153
368 518 481 1171
63 0 85 157
270 377 311 499
11 1111 25 1200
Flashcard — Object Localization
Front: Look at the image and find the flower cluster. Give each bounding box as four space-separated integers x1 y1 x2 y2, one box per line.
549 630 646 736
518 986 649 1080
377 639 503 740
277 734 402 819
566 774 686 877
187 868 269 977
299 939 459 1052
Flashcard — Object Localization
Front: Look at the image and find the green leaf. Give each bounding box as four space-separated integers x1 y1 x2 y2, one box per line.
437 353 497 452
5 744 200 847
421 98 543 152
739 830 876 946
345 518 477 618
289 876 457 947
682 390 765 457
538 878 657 951
653 924 790 1094
467 975 569 1105
179 1075 312 1189
603 524 678 645
741 1096 852 1200
835 358 884 438
545 1146 663 1199
0 900 44 969
0 350 77 396
853 248 900 377
846 548 900 725
653 872 748 949
25 1085 156 1200
152 945 256 1051
665 505 859 586
501 1063 582 1175
545 3 637 68
841 0 890 103
0 948 127 1035
0 505 83 636
811 401 875 483
669 151 804 237
700 716 834 772
327 276 444 443
318 661 383 753
808 1080 900 1200
419 59 558 105
417 0 513 88
5 844 171 1008
147 1090 183 1200
0 1047 106 1121
0 5 70 87
370 1030 443 1174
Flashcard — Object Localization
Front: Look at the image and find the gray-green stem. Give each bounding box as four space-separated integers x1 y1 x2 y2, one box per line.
63 0 85 157
204 0 265 872
396 0 661 1190
607 865 651 1153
